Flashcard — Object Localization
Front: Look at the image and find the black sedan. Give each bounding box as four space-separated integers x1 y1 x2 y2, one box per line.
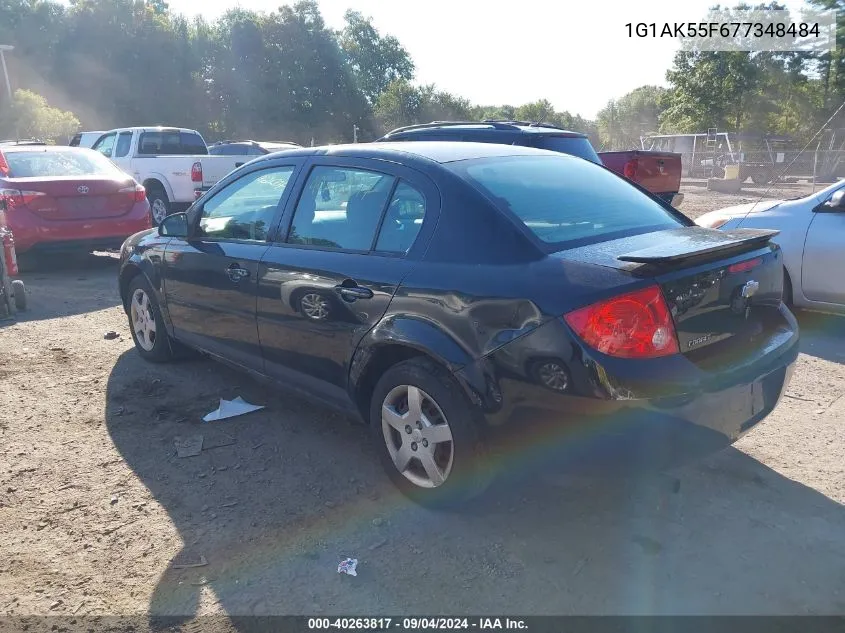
118 141 799 506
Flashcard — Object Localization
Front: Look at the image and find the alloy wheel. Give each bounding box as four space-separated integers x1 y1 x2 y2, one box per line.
130 288 157 351
381 385 454 488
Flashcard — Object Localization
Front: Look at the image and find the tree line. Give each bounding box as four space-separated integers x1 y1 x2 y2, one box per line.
0 0 842 148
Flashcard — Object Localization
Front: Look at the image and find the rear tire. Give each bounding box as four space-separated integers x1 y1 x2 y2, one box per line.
369 357 491 508
783 268 794 307
126 275 174 362
147 186 171 227
12 280 26 311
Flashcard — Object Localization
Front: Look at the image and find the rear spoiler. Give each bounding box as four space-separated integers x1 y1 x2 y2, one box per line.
617 227 779 264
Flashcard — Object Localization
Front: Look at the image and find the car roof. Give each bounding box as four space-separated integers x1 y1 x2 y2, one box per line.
259 141 564 165
381 120 587 139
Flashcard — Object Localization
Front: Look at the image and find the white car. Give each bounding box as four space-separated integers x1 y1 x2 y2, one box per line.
91 127 242 224
696 180 845 314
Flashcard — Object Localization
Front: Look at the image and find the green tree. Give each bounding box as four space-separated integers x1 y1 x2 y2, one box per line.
339 10 414 105
0 89 80 141
596 86 668 149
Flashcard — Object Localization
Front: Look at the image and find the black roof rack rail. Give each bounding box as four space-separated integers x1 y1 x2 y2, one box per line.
383 120 524 136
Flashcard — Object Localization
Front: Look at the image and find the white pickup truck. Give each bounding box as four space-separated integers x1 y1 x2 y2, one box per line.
90 127 243 224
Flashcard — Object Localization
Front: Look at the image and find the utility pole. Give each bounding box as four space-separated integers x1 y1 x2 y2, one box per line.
353 125 359 144
0 45 16 140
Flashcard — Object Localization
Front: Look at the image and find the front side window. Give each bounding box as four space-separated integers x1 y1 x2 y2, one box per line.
288 166 396 251
198 166 295 241
93 133 116 157
453 155 684 248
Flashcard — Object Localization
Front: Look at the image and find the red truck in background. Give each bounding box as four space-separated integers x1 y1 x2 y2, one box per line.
598 150 684 208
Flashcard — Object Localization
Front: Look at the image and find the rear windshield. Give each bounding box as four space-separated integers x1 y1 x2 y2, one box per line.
4 149 123 178
453 155 684 248
531 135 601 164
137 131 208 155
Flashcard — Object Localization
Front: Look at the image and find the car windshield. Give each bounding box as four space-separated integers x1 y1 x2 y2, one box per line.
453 154 684 248
3 149 123 178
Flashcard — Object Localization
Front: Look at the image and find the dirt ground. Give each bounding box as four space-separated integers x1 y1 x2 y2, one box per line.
1 182 844 628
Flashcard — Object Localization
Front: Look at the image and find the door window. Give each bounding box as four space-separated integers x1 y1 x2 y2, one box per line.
288 166 396 251
92 133 116 157
198 166 295 241
374 181 427 254
113 132 133 158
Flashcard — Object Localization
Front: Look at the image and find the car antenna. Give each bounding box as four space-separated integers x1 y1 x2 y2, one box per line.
737 98 845 228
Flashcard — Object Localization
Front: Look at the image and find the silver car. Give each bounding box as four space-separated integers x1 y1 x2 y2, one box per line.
696 180 845 314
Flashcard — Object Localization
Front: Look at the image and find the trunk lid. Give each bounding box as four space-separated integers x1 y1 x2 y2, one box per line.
7 177 138 221
557 227 785 358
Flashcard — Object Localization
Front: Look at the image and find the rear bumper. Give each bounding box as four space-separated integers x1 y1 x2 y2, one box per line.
457 304 799 474
10 202 152 253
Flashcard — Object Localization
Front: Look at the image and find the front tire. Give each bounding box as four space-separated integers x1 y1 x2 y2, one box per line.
783 268 794 307
12 280 26 311
147 186 171 227
126 275 174 362
369 357 490 508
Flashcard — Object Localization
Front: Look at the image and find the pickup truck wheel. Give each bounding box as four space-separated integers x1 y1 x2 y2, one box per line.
147 187 170 226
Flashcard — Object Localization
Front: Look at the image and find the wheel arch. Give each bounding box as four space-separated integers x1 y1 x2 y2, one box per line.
349 316 486 423
118 259 163 312
142 176 174 202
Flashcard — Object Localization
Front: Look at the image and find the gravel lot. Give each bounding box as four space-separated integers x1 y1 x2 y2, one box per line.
1 181 844 626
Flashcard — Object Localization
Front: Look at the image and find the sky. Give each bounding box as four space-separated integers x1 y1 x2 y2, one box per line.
165 0 812 118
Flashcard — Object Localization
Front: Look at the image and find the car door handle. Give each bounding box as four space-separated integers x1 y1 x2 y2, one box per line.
335 285 373 300
226 264 250 282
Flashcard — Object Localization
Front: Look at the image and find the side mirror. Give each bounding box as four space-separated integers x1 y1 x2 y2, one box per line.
822 189 845 211
158 212 189 238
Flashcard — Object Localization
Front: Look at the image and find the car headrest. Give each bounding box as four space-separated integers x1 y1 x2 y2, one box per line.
347 191 388 231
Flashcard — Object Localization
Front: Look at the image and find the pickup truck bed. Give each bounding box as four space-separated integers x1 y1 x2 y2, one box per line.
599 150 684 207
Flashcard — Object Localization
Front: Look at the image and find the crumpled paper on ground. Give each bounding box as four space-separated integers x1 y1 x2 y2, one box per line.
337 558 358 576
203 397 264 422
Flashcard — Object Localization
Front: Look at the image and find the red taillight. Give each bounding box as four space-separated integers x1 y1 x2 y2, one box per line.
0 150 9 177
564 285 679 359
623 159 638 180
0 188 45 209
191 161 203 183
120 183 147 203
728 257 762 273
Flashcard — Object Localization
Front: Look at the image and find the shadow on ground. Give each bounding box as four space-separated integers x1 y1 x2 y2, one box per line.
793 309 845 364
6 252 121 323
103 348 845 623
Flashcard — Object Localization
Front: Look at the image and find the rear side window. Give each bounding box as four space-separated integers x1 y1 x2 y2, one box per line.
114 132 133 158
454 155 683 248
69 134 81 147
531 136 601 163
288 166 396 251
375 181 426 254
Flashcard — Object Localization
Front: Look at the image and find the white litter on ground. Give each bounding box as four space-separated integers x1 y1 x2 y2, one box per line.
203 397 265 422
